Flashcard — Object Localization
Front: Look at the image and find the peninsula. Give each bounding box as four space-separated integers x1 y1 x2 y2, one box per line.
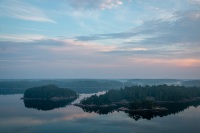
76 85 200 112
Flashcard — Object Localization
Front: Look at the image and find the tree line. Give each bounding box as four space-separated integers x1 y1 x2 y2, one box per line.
81 85 200 105
24 84 78 99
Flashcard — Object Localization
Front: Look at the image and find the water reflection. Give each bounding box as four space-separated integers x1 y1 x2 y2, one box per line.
79 106 117 115
78 101 200 120
23 91 106 111
1 94 200 133
23 98 77 111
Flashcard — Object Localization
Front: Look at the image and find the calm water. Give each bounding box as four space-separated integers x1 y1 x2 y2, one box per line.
1 93 200 133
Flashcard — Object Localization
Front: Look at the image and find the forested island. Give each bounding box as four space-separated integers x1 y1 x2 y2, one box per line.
77 85 200 112
23 84 78 100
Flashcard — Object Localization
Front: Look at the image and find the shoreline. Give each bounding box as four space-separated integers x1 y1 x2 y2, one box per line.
117 107 168 112
74 103 117 108
21 96 78 101
74 97 200 111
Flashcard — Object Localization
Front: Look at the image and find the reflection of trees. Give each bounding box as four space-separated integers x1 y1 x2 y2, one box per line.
127 101 200 121
23 98 77 111
78 101 200 120
78 106 119 115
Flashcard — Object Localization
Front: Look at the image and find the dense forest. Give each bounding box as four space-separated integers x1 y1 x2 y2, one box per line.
23 84 78 99
0 88 26 95
80 85 200 105
182 80 200 87
0 79 123 94
0 79 200 95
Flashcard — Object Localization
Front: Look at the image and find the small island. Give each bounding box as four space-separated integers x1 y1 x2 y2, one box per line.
23 84 78 100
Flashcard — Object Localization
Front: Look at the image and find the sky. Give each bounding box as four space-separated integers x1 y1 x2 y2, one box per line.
0 0 200 79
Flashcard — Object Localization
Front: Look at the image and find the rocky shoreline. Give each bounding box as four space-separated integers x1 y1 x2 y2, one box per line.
117 107 168 112
21 96 78 101
74 103 117 108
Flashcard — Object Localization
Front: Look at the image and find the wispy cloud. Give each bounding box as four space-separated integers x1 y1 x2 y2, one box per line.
0 34 46 42
39 39 118 53
1 36 200 79
0 0 55 23
66 0 125 10
18 28 48 32
189 0 200 4
0 35 199 60
74 9 200 50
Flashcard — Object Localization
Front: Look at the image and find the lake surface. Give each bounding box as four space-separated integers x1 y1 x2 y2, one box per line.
1 93 200 133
